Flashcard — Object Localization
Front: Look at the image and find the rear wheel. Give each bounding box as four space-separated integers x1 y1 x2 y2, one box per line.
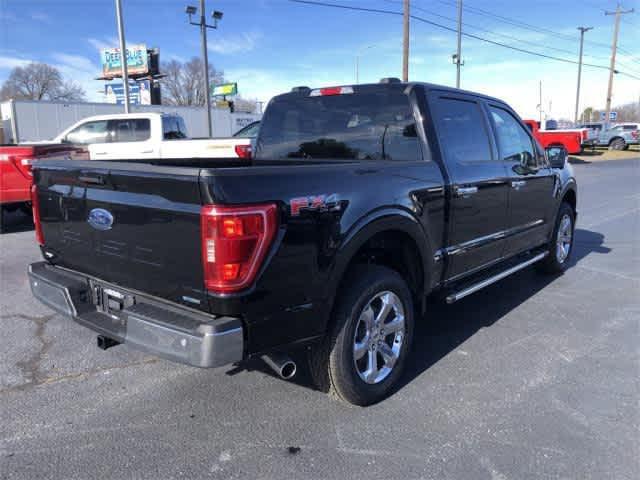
537 202 575 274
309 265 414 406
609 138 626 151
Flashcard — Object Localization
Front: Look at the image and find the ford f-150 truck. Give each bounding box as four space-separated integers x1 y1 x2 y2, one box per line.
0 143 87 230
523 119 589 154
56 113 253 160
28 79 577 405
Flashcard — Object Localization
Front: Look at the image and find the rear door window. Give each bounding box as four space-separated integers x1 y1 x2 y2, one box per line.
163 116 188 139
257 89 423 161
431 97 493 163
110 118 151 142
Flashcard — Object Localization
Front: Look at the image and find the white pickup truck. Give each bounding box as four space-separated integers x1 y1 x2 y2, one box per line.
54 112 253 160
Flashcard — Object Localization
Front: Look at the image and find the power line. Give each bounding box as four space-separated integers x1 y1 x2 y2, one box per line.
431 0 634 55
289 0 640 80
406 0 640 74
383 0 611 62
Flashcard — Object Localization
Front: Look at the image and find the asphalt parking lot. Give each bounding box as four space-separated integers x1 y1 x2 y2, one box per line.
1 158 638 480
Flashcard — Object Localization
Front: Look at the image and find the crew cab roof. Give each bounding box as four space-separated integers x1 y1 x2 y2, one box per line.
277 81 507 107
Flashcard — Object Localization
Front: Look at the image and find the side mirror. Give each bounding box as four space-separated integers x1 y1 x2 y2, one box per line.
546 146 568 169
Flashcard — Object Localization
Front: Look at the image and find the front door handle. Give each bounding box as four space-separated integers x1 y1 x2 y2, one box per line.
456 186 478 197
140 149 154 154
511 180 526 190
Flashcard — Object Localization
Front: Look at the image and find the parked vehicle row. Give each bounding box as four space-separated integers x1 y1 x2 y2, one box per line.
28 79 577 405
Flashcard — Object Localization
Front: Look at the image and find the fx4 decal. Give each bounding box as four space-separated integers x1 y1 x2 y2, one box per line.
289 194 341 216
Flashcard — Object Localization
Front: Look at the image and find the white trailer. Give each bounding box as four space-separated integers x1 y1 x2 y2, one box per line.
0 99 261 144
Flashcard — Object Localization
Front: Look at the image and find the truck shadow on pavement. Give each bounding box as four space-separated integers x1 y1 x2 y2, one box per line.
0 208 34 234
232 228 611 400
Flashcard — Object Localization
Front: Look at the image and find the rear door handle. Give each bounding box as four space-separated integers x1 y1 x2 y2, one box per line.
93 151 107 155
511 180 526 189
455 186 478 197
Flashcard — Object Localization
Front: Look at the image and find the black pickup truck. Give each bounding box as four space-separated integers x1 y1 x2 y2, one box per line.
28 79 577 405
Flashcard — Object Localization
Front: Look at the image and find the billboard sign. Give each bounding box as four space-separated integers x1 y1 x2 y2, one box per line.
211 82 238 97
104 80 151 105
101 44 148 78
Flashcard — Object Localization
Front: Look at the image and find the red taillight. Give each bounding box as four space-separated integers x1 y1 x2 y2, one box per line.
632 130 639 139
200 203 278 293
234 144 252 159
31 184 44 246
7 154 33 179
309 86 354 97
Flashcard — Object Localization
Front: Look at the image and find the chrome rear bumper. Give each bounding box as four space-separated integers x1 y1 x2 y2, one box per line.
28 262 243 368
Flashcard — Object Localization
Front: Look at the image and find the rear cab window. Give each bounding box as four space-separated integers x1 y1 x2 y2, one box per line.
256 86 425 162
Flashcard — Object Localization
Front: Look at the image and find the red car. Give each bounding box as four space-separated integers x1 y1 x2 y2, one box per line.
0 143 87 230
523 120 588 155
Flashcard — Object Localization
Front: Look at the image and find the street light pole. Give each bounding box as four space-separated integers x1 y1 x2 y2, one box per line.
200 0 213 138
115 0 130 113
574 26 593 124
186 2 223 138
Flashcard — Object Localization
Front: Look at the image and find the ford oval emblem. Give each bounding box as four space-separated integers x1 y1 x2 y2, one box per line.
88 208 114 231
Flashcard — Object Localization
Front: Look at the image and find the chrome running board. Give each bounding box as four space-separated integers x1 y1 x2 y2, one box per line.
446 252 548 304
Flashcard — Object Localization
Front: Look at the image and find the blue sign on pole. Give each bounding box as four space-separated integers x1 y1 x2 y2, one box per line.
104 80 151 105
600 111 617 121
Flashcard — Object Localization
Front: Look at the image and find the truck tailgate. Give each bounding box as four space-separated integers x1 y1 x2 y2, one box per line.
34 161 209 311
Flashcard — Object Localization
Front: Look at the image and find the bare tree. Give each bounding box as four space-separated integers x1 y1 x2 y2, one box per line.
583 102 640 123
233 97 259 113
0 62 86 101
161 57 225 106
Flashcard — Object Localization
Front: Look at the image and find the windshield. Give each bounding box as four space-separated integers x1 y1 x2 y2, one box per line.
255 90 422 161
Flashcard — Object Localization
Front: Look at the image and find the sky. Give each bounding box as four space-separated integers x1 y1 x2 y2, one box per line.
0 0 639 120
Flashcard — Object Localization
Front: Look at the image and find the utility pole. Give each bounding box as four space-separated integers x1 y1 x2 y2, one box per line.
115 0 130 113
402 0 409 82
538 80 543 125
455 0 463 88
574 26 593 124
604 5 634 127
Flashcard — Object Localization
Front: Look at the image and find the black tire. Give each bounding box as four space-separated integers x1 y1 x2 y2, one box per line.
19 202 32 217
537 202 575 274
609 138 626 151
308 264 414 406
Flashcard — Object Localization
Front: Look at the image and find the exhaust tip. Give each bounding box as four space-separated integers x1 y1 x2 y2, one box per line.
262 353 297 380
280 361 297 380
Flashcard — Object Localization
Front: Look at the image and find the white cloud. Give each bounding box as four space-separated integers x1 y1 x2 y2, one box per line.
208 32 262 55
0 56 33 69
88 37 120 52
50 53 102 102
